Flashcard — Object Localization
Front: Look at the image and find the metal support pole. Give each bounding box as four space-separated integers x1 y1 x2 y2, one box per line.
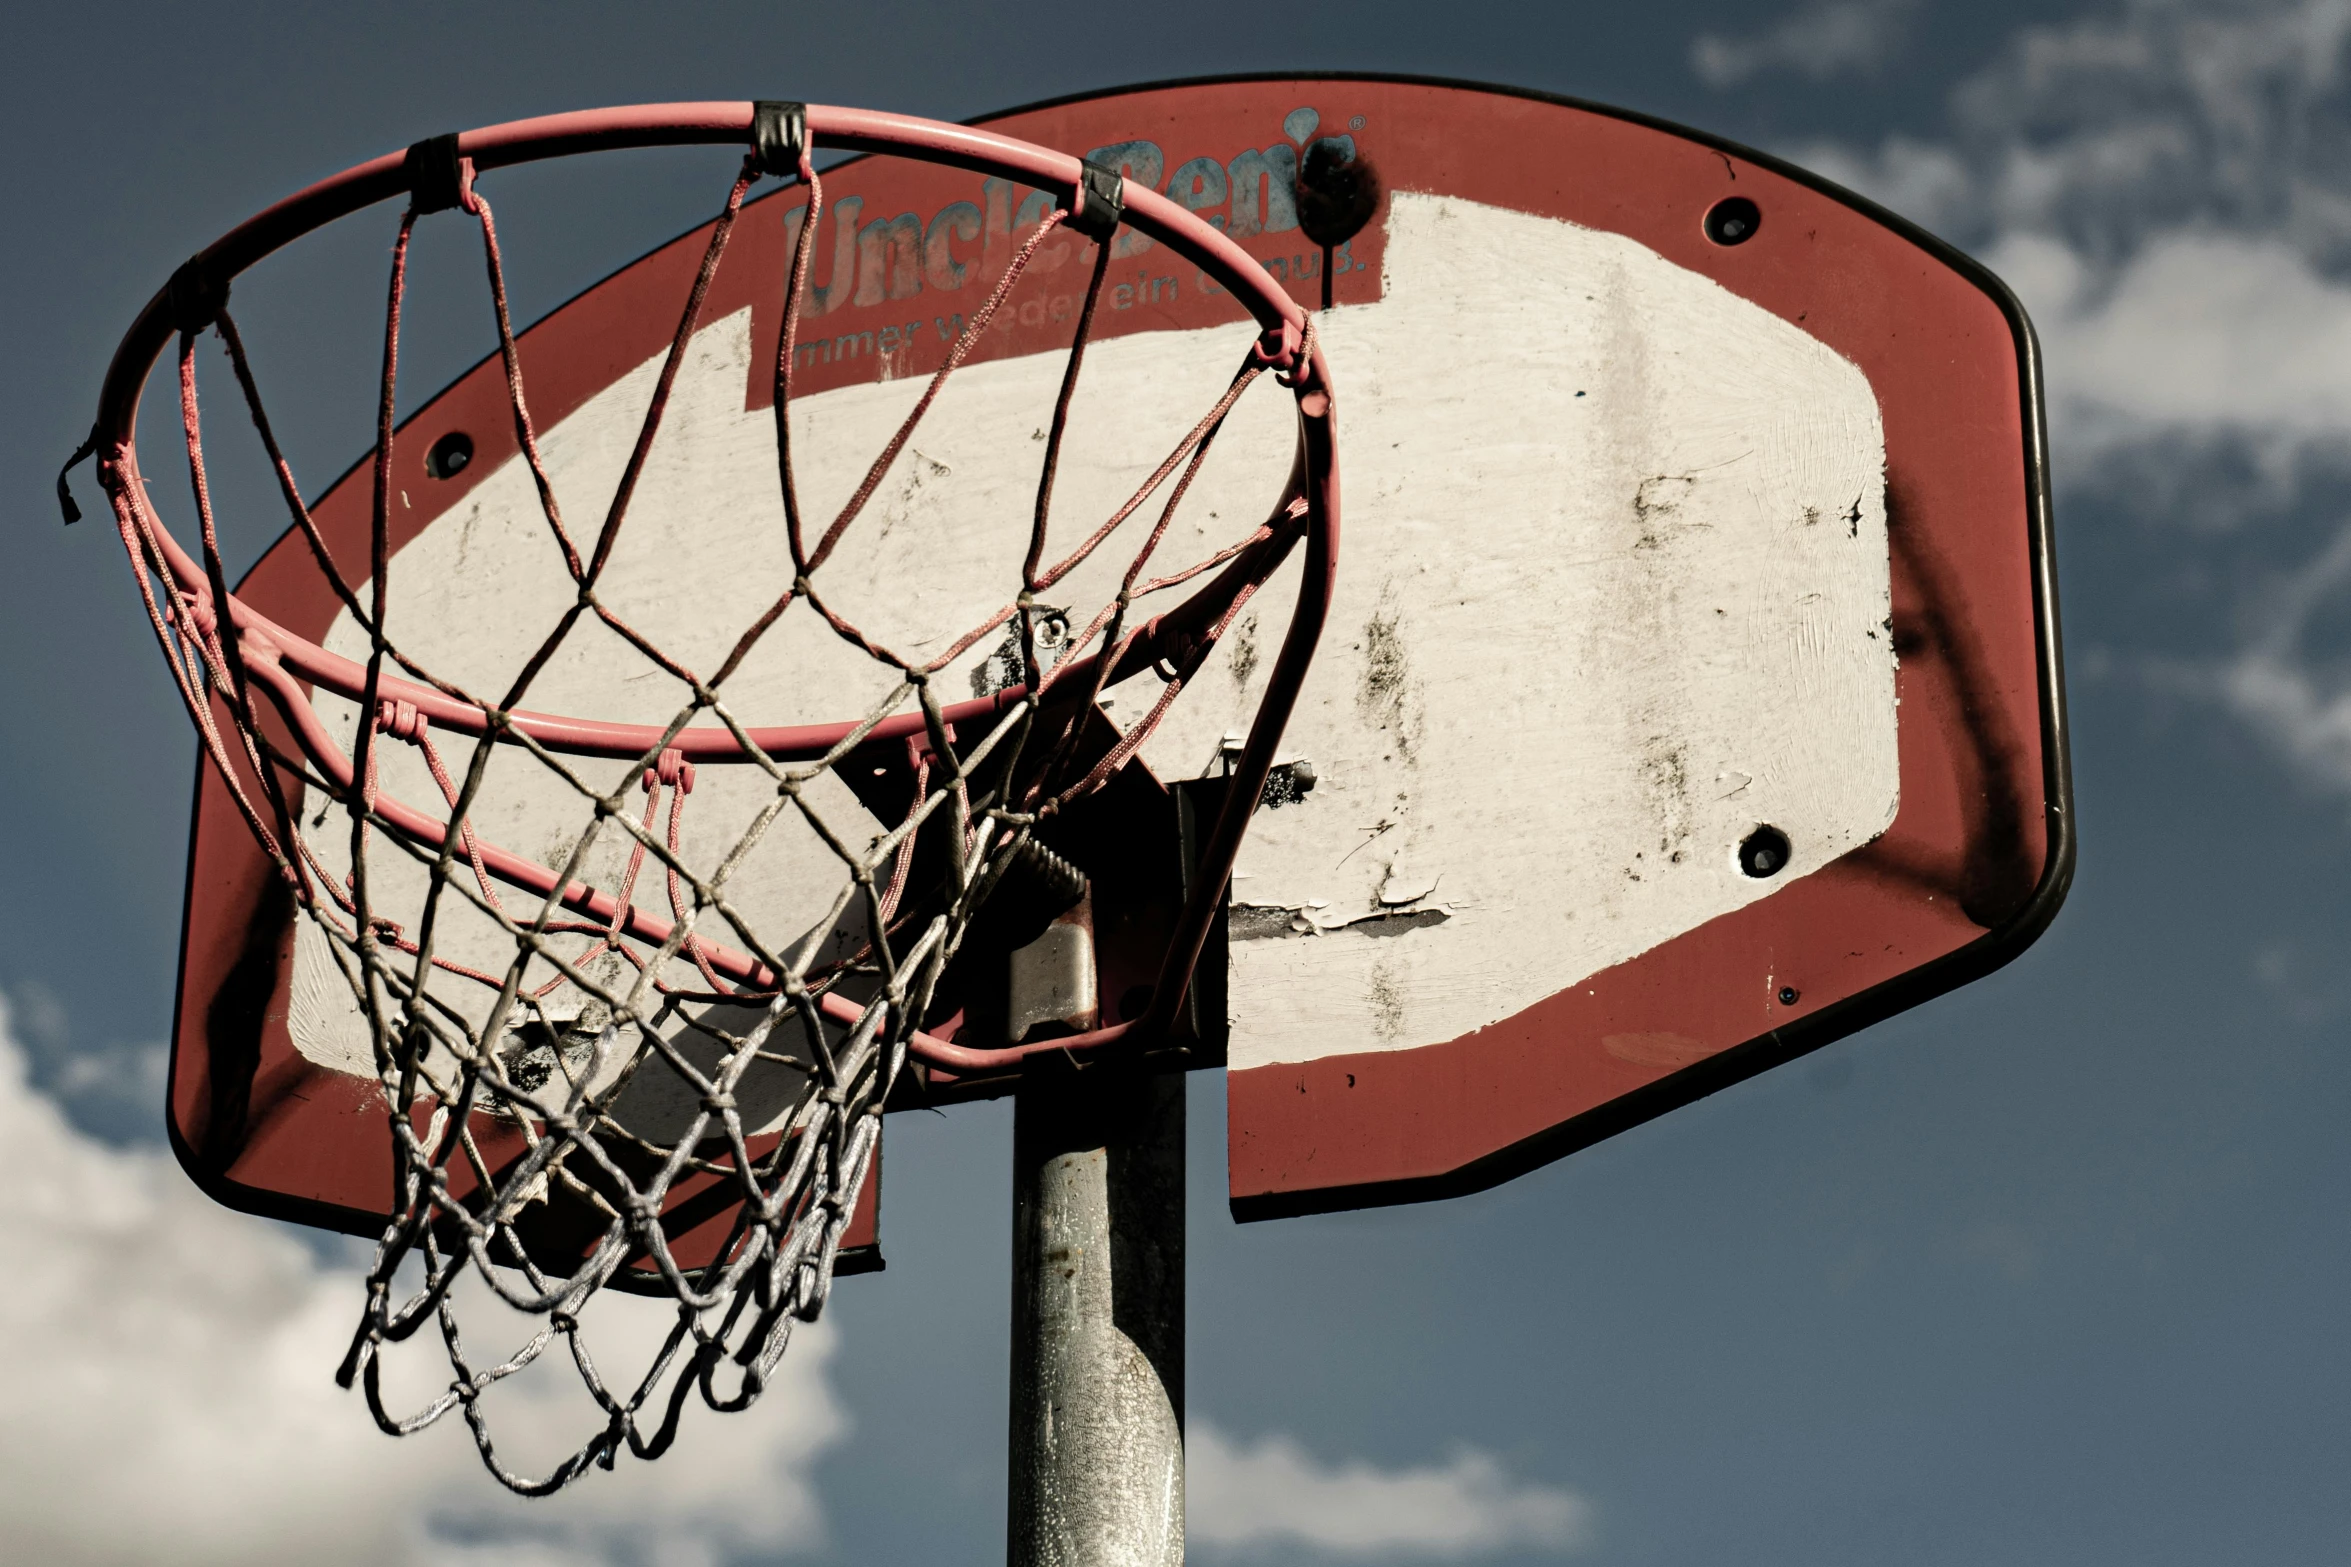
1010 1065 1185 1567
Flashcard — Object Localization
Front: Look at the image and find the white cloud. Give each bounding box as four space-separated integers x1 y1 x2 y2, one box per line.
1841 4 2351 800
1797 0 2351 250
1983 228 2351 452
1188 1420 1591 1558
1692 0 1921 88
2222 643 2351 779
2248 928 2351 1019
0 991 846 1567
2198 515 2351 788
1760 3 2351 809
1794 135 1977 233
1946 0 2351 255
1787 2 2351 484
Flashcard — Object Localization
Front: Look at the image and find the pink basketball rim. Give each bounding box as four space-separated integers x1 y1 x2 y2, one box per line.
93 101 1341 1074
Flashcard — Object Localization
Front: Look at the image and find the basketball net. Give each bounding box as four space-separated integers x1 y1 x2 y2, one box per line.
83 104 1336 1492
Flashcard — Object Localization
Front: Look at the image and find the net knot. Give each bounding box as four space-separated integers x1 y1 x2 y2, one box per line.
374 699 428 743
644 747 695 795
1285 329 1321 395
166 592 218 641
1250 318 1305 377
701 1093 736 1114
1261 316 1321 392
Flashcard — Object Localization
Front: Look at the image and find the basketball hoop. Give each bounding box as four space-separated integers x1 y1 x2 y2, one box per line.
80 100 1336 1492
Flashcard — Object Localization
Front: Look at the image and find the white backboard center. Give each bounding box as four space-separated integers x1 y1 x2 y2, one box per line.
283 189 1894 1104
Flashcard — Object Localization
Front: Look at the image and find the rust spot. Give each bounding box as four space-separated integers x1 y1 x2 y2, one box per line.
1602 1031 1714 1069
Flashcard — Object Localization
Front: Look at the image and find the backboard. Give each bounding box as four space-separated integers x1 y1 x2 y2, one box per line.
155 77 2065 1254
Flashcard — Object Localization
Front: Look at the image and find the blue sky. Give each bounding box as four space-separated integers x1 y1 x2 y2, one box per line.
5 1 2351 1562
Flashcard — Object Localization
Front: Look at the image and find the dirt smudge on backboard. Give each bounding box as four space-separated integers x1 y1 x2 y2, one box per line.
1367 958 1406 1042
1640 739 1694 863
1631 472 1697 549
1228 611 1260 690
1356 580 1418 762
877 448 951 541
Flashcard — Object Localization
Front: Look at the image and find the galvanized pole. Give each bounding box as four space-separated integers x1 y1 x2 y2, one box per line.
1009 1065 1185 1567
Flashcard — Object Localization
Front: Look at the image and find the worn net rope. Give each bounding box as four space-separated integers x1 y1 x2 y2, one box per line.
113 138 1314 1493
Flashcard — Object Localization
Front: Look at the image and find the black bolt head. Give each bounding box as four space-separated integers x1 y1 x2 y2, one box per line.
1739 825 1791 878
426 430 475 480
1704 196 1762 247
1296 141 1382 249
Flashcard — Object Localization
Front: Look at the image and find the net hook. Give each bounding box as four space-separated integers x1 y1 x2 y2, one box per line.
750 100 809 179
403 133 477 216
168 255 228 336
644 746 695 795
1066 158 1125 243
